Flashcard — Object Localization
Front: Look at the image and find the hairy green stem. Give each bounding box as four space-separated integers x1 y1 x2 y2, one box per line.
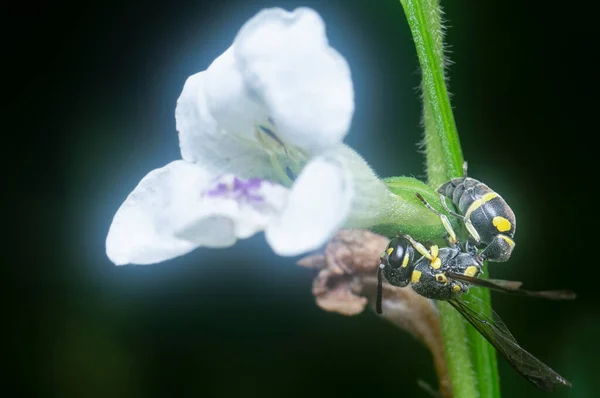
398 0 501 397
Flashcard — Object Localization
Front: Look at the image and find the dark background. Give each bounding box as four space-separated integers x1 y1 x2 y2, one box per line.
9 0 597 397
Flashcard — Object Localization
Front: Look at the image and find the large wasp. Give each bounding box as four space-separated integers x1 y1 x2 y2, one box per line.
376 232 575 392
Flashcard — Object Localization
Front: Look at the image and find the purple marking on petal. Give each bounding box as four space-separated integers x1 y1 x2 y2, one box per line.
206 183 229 197
245 178 262 188
246 194 265 203
205 176 266 205
232 177 243 191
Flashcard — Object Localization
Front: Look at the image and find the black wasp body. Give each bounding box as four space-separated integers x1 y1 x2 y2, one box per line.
377 234 574 393
381 236 481 300
436 176 516 262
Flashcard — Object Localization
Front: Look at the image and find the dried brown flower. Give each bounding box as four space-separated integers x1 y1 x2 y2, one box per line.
298 229 452 398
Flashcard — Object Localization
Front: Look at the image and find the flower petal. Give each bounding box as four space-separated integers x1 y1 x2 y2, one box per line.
176 71 275 179
265 156 351 256
235 7 354 153
202 48 269 145
106 161 288 265
200 175 288 240
106 161 215 265
265 145 390 256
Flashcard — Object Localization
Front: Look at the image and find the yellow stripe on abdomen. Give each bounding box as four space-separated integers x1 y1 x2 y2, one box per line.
464 192 499 219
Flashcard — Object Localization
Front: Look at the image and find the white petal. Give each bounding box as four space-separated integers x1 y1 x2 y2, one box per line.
203 48 269 144
176 71 274 179
107 161 214 265
235 8 354 153
265 145 390 256
106 161 288 265
266 156 351 256
196 175 289 241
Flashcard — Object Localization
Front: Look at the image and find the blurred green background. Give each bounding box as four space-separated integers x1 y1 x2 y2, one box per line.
9 0 597 397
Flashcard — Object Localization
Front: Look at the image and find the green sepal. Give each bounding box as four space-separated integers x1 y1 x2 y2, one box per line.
369 176 457 242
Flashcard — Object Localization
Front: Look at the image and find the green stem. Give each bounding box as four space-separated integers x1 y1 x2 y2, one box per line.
398 1 501 397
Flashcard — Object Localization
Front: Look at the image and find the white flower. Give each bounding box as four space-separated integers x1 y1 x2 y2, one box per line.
106 7 390 265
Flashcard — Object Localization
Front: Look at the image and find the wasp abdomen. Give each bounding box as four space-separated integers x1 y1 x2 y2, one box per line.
438 178 516 241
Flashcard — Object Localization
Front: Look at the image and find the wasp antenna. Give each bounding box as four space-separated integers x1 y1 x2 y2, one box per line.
376 264 384 314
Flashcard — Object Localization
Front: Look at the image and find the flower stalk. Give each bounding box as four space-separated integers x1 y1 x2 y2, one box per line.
398 0 501 397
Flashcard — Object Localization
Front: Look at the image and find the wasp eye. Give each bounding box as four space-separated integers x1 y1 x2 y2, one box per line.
386 237 410 269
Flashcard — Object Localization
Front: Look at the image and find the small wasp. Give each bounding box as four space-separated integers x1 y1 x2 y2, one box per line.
376 233 575 392
420 163 517 262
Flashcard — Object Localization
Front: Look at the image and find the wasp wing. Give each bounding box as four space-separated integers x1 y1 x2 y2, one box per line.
448 297 571 392
446 272 576 300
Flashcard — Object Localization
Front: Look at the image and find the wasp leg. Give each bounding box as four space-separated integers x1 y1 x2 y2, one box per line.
438 194 463 219
402 233 442 269
437 193 482 243
402 233 433 259
415 193 459 246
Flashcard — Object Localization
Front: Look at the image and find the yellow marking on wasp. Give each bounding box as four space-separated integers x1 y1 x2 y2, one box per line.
493 216 512 232
453 284 461 293
386 247 394 256
431 257 442 269
465 266 478 277
435 274 448 284
482 191 499 202
411 270 422 284
465 192 499 219
430 245 439 258
500 235 515 247
401 252 410 268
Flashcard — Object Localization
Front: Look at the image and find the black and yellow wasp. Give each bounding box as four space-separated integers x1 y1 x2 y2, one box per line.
376 233 574 392
375 184 575 392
